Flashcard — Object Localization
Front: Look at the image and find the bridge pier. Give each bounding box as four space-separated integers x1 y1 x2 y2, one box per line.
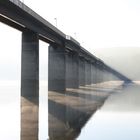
100 65 104 83
97 64 103 83
85 60 91 85
79 57 85 86
96 63 102 83
21 30 39 140
91 63 97 84
48 44 66 92
66 51 79 88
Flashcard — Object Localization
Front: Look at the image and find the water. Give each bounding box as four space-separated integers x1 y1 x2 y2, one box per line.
0 81 140 140
0 81 20 140
48 81 124 140
0 81 49 140
77 83 140 140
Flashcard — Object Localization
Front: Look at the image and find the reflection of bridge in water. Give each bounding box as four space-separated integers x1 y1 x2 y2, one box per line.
49 82 124 140
0 0 132 140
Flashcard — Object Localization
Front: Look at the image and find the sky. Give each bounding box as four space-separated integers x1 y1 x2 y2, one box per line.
1 0 140 80
21 0 140 48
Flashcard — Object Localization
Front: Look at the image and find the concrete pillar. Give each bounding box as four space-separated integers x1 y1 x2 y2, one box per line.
102 69 107 82
85 60 91 85
97 65 103 83
48 44 65 92
101 67 105 82
66 51 72 88
96 62 100 83
103 68 110 82
100 65 103 83
79 57 85 86
66 51 79 88
91 63 97 84
72 52 79 88
21 30 39 140
93 61 97 84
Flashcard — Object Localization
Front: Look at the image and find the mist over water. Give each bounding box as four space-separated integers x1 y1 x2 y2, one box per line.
0 82 49 140
77 84 140 140
0 83 20 140
92 47 140 81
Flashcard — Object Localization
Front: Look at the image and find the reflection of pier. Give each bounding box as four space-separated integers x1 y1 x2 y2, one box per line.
48 82 123 140
0 0 131 140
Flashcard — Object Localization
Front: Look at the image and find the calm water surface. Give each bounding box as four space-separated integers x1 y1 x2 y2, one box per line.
0 83 140 140
77 84 140 140
0 82 48 140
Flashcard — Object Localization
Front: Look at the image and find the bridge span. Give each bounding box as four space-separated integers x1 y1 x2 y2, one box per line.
0 0 131 140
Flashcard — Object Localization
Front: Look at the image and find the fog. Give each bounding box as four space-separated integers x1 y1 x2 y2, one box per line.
92 47 140 81
77 84 140 140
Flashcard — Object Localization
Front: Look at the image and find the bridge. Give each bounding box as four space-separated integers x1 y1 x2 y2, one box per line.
0 0 131 140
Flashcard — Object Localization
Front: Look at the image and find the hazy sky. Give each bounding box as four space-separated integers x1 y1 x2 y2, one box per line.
1 0 140 80
21 0 140 48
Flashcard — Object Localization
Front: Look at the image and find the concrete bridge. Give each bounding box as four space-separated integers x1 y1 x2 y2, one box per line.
0 0 131 140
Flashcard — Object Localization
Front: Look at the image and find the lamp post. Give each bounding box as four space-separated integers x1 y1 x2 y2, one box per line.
54 18 57 27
